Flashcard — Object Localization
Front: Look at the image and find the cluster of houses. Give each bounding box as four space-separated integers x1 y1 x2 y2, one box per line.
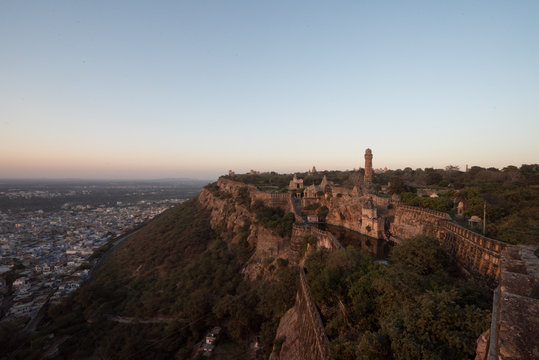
0 199 183 322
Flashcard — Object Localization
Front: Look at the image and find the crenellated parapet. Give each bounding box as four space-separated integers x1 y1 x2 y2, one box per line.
437 220 507 279
478 245 539 359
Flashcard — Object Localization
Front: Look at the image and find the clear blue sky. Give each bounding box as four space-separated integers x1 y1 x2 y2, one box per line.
1 1 538 179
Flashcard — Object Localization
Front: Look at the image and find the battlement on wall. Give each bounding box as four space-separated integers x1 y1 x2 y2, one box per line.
438 221 506 254
394 203 451 220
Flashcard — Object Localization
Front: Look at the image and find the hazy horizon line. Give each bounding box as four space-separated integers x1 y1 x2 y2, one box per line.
1 163 535 183
0 177 216 183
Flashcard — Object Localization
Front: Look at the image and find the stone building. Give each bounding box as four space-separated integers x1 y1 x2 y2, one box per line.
289 174 304 190
303 175 334 206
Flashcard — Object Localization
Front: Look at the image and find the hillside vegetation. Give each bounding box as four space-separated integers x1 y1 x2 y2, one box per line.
305 236 492 360
9 199 297 359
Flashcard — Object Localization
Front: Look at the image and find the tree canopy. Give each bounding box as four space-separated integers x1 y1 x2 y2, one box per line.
305 236 492 360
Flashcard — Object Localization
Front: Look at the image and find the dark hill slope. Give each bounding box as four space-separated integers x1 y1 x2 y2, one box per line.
103 198 215 279
11 199 297 359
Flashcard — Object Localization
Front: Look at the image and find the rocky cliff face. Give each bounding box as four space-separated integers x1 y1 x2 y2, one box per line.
197 184 251 236
197 180 297 280
197 180 333 360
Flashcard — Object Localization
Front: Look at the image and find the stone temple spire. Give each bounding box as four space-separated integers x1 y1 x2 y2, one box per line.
364 148 373 184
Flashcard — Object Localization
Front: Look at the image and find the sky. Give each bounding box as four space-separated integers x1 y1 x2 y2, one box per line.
1 1 538 180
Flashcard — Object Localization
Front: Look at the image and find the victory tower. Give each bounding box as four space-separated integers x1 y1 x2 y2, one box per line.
364 148 373 185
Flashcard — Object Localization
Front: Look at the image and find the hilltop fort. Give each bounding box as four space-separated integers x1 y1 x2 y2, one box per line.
218 148 538 360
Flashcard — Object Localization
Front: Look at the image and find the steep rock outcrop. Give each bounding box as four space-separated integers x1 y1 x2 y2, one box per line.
198 185 251 236
197 180 297 280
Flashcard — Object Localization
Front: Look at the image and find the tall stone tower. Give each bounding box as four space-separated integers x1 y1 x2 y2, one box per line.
364 148 373 185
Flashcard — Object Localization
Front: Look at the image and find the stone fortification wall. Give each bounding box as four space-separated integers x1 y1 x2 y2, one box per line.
390 203 451 239
251 192 291 210
390 204 446 238
477 246 539 360
390 203 506 280
270 269 331 360
437 221 507 279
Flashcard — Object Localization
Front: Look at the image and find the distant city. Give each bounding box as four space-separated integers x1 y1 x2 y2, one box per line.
0 180 206 322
